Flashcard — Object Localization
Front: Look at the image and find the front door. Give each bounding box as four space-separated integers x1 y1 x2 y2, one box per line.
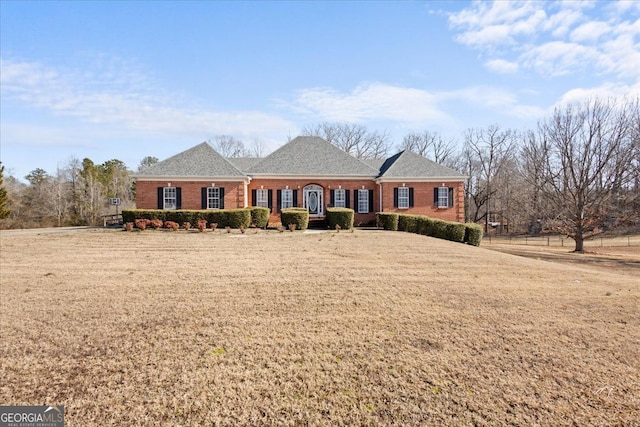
303 185 324 217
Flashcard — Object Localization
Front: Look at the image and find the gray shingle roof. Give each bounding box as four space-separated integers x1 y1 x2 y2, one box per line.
135 142 246 177
378 150 466 179
225 157 261 173
247 136 379 176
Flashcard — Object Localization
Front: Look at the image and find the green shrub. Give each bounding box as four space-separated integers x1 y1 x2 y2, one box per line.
445 222 466 242
281 208 309 231
123 209 166 223
249 207 270 229
398 214 419 233
431 219 448 239
204 210 228 228
226 208 251 228
376 213 399 231
416 216 435 236
327 207 354 230
464 223 483 246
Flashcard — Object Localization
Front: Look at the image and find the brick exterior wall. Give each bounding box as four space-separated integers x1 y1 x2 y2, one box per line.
249 178 378 225
379 181 465 223
135 180 246 210
135 178 465 224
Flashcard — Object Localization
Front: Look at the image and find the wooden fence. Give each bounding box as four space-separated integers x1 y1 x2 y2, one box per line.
483 234 639 247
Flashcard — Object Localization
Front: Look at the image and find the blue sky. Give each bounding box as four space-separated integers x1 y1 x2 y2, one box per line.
1 1 639 180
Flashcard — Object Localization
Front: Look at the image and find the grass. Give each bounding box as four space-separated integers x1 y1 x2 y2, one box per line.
1 229 639 426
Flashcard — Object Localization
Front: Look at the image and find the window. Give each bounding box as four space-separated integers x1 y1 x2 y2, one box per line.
437 187 449 208
207 187 220 209
281 189 293 209
397 187 409 209
256 189 269 208
358 189 369 213
334 189 346 208
164 187 177 210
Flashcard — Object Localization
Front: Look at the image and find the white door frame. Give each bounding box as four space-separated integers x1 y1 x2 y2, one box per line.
303 185 324 217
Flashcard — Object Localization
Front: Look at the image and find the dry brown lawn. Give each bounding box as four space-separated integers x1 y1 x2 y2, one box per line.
1 229 639 426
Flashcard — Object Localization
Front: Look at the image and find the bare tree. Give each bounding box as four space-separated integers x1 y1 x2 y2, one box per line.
248 139 268 158
399 130 456 166
303 122 390 159
462 125 517 231
210 135 246 158
537 98 637 252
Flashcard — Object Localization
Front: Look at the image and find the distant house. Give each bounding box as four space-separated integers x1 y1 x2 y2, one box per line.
134 136 466 224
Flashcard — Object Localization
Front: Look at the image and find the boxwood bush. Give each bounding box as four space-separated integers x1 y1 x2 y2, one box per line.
416 216 434 236
249 207 270 229
327 207 354 230
122 208 252 228
446 222 466 242
280 208 309 231
226 209 252 229
398 214 419 233
464 223 483 246
376 213 399 231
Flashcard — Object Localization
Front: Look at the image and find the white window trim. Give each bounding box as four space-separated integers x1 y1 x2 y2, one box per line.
358 189 369 214
437 187 449 208
164 187 177 210
207 187 220 210
334 189 346 208
281 189 293 209
256 189 269 208
397 187 409 209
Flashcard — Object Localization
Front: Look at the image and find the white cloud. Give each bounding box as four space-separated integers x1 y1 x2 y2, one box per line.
447 0 640 82
485 59 519 74
570 21 611 42
287 83 450 124
438 85 546 119
0 57 295 144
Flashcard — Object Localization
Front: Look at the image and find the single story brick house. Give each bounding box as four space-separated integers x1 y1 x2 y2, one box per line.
134 136 466 224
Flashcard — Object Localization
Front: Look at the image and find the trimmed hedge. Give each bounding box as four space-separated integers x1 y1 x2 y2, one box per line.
376 213 399 231
249 207 270 229
446 222 466 243
122 208 251 229
393 213 481 245
226 208 252 228
327 207 354 230
398 214 420 233
464 223 483 246
280 208 309 231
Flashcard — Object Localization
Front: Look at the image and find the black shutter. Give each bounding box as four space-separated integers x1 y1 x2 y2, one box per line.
354 190 359 210
292 190 298 207
252 189 257 206
219 188 225 209
157 187 163 209
268 189 273 211
201 187 207 209
330 190 335 207
277 190 282 213
434 188 438 206
368 189 374 213
448 187 454 208
409 187 414 208
393 188 398 208
176 188 182 209
345 190 350 208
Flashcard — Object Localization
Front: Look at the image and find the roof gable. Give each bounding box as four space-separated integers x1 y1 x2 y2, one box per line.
247 136 379 176
378 150 465 179
136 142 246 178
